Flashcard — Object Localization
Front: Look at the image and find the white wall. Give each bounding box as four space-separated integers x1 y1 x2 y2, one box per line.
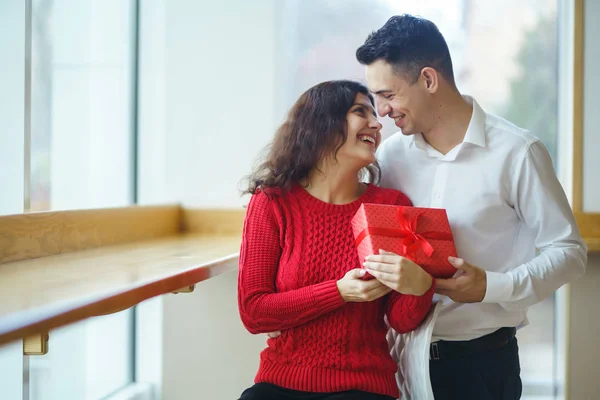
163 0 278 208
137 0 278 398
162 272 265 400
139 0 279 208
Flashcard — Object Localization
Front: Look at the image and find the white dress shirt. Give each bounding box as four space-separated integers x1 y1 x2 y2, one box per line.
377 96 587 341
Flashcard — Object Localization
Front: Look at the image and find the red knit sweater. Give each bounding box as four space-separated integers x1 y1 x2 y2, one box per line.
238 183 435 398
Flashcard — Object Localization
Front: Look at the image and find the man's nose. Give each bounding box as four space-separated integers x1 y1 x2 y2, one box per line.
377 102 390 117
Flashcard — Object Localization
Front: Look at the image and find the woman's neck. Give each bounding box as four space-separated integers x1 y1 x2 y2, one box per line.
302 164 365 205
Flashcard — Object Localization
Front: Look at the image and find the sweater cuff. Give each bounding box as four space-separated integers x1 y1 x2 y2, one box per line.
312 280 345 311
422 277 436 299
482 271 514 303
402 276 435 305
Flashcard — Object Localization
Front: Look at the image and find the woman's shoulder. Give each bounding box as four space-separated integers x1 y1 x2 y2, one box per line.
368 185 412 206
246 186 292 214
252 186 283 201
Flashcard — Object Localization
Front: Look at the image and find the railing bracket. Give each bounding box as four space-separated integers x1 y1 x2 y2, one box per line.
23 332 49 356
172 284 195 294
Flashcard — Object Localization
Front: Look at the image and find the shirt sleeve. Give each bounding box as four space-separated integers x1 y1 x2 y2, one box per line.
237 192 346 334
483 140 587 309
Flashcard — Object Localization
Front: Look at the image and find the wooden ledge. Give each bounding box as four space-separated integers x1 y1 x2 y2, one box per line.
0 233 241 346
584 238 600 252
575 212 600 253
0 206 246 347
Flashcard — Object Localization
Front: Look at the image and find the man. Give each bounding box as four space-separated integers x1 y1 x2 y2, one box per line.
357 14 587 400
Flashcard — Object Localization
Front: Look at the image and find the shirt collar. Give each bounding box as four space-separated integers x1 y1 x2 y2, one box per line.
462 95 486 148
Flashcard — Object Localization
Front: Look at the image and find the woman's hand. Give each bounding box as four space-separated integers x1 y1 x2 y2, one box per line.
362 250 433 296
336 268 392 302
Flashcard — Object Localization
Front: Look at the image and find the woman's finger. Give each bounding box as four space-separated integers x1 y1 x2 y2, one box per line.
364 254 402 264
365 268 397 285
363 261 396 274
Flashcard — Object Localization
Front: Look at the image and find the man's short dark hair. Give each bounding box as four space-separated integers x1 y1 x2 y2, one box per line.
356 14 455 85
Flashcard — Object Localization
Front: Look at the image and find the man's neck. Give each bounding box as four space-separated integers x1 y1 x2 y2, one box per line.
422 91 473 155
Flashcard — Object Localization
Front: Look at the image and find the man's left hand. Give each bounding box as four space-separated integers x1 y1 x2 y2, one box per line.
436 257 487 303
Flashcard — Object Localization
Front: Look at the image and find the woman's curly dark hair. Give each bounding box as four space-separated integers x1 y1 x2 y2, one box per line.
242 80 380 195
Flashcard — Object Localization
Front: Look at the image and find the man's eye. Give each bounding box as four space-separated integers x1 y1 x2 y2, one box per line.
384 94 393 100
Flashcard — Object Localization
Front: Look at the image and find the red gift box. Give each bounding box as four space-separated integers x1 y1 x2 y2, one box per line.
351 203 458 278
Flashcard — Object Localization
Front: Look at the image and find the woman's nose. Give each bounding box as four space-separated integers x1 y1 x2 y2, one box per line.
369 116 383 130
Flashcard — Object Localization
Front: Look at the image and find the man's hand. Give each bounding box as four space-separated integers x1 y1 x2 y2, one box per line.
436 257 487 303
363 250 433 296
267 331 281 339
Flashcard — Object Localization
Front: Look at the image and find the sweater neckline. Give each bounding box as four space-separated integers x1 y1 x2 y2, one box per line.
290 182 375 213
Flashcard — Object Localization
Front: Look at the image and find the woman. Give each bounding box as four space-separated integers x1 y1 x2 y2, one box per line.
238 80 434 400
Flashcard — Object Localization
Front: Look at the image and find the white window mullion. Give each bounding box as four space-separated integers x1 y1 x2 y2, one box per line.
0 0 28 399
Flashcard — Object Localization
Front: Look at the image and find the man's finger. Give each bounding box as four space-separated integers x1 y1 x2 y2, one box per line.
448 256 466 269
435 278 458 290
267 331 281 338
435 288 454 298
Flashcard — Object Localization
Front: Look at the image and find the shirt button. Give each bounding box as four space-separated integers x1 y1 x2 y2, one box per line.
434 193 441 200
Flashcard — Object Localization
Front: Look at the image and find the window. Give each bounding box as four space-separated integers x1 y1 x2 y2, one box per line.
1 0 140 398
279 0 559 397
29 0 137 212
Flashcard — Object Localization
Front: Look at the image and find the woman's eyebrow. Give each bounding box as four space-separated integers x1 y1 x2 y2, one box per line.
352 102 377 117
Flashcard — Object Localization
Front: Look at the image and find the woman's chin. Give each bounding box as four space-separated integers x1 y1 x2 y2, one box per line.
338 152 376 170
358 155 376 168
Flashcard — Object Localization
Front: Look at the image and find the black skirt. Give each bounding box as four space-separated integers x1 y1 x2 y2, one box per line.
239 383 396 400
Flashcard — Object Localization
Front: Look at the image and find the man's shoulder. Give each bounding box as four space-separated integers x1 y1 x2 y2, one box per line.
484 110 540 150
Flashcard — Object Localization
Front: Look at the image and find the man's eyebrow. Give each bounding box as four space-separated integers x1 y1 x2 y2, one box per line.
370 89 392 95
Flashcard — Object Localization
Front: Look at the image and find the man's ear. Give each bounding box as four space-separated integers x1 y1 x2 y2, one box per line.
421 67 439 93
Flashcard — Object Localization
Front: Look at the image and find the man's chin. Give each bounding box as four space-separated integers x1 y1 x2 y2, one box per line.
395 122 414 135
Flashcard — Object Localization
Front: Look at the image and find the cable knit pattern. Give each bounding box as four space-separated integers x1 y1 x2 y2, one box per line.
238 183 435 398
